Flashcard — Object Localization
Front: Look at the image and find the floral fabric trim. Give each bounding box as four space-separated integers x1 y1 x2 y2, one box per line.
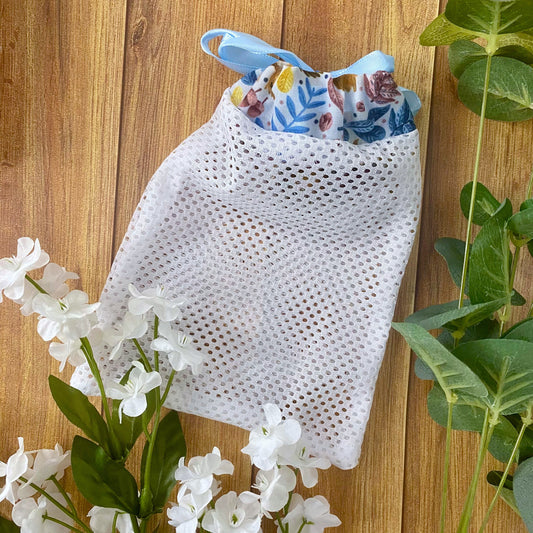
229 62 416 144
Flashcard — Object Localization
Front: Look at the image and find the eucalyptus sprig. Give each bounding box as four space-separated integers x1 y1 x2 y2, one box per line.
395 0 533 532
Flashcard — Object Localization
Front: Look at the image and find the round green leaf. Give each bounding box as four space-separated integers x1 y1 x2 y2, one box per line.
458 57 533 122
496 45 533 65
508 207 533 238
460 181 501 226
486 471 520 515
504 317 533 341
513 456 533 529
446 0 533 35
420 13 479 46
0 516 20 533
453 339 533 416
449 40 487 79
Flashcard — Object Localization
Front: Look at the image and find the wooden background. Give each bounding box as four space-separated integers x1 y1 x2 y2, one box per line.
1 0 533 531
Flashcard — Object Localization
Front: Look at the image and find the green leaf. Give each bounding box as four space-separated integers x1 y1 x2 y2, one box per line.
110 387 157 461
405 297 507 333
513 457 533 528
428 385 519 462
453 339 533 417
460 181 501 226
509 207 533 238
449 40 487 79
458 57 533 122
497 31 533 57
420 13 479 46
49 376 111 455
0 517 20 533
414 357 435 380
496 45 533 65
392 322 488 404
445 0 533 35
71 436 139 514
435 238 468 291
487 471 520 515
140 411 186 514
504 318 533 341
469 199 512 304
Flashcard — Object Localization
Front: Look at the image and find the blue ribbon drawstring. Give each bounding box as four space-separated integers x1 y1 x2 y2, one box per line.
201 29 421 116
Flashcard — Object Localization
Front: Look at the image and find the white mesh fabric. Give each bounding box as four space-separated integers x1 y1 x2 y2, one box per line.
71 89 421 469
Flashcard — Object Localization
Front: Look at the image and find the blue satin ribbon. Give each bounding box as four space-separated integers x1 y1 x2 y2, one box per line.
201 29 421 116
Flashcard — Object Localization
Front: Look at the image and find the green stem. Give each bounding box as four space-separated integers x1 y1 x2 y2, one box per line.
24 274 47 294
20 477 91 533
458 53 494 309
130 514 141 533
153 316 160 372
49 476 77 516
478 421 529 532
499 245 522 336
440 399 456 533
456 410 495 533
112 512 119 533
139 387 162 516
160 370 176 405
43 515 86 533
132 338 153 372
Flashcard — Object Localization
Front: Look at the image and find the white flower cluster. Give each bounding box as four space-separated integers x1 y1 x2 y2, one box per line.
168 404 340 533
0 238 204 421
0 438 72 532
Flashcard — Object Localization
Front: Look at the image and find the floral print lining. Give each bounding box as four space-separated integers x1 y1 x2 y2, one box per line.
229 62 416 144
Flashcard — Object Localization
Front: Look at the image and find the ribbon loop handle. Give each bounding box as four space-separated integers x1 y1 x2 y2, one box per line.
201 29 421 115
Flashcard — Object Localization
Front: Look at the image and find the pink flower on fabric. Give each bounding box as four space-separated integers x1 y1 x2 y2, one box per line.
319 113 333 132
363 71 401 104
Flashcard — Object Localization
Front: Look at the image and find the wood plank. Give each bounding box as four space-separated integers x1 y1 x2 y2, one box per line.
403 27 533 533
115 0 285 522
276 1 439 532
0 0 127 522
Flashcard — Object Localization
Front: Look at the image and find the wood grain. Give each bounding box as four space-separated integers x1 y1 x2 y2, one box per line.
0 0 127 521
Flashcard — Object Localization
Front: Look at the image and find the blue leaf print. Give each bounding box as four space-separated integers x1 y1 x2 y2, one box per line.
313 87 328 96
343 128 350 142
368 105 390 122
275 107 288 128
357 126 386 143
255 117 264 128
271 120 278 132
307 100 326 108
389 100 416 136
345 119 374 134
294 113 316 122
305 77 312 96
397 99 412 126
298 86 307 107
241 70 258 86
286 125 310 134
286 95 297 119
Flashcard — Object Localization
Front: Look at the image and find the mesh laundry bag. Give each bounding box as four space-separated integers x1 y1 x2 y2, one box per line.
71 30 422 470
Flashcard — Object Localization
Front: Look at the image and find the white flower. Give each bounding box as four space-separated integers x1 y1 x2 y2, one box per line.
0 437 29 504
254 466 296 514
278 442 331 488
128 284 187 322
175 447 234 498
282 495 341 533
151 321 204 374
168 491 212 533
106 361 162 422
49 327 102 372
241 404 301 471
202 491 261 533
14 263 78 316
17 444 70 499
0 238 49 303
32 290 100 342
88 506 135 533
103 312 148 360
13 493 73 533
